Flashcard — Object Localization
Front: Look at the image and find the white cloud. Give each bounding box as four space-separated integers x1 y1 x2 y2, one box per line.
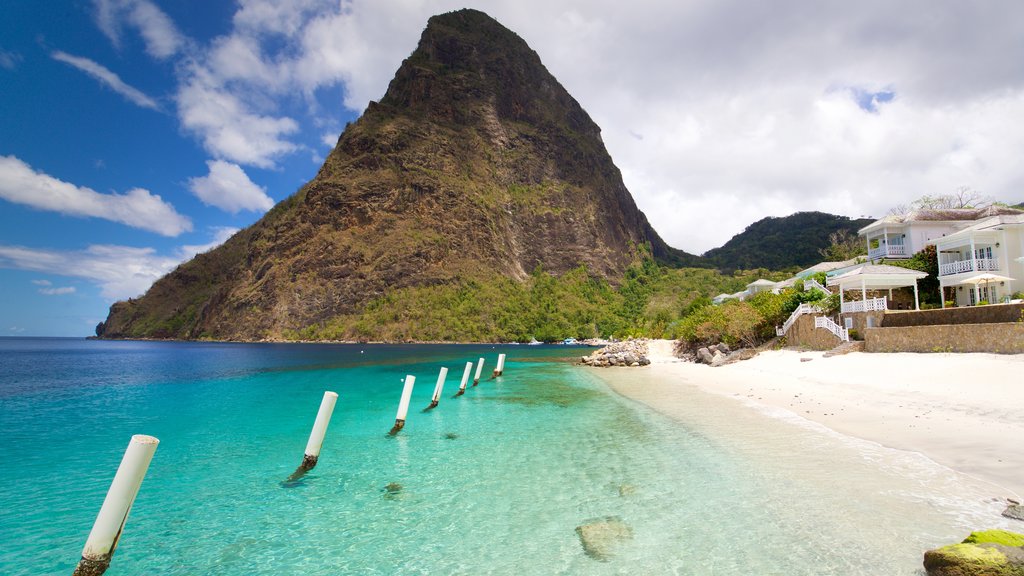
0 50 22 70
51 51 160 110
0 155 192 236
39 286 76 296
31 279 51 286
0 228 238 300
321 132 338 148
178 226 239 259
0 244 178 300
188 160 274 213
93 0 184 59
176 71 299 168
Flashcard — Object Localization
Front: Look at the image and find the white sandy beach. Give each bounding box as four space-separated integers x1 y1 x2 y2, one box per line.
603 340 1024 498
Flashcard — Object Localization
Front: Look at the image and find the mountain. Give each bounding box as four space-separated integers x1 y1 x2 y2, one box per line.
702 211 874 271
97 9 698 341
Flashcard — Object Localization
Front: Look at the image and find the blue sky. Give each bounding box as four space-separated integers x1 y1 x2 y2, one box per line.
3 1 1024 336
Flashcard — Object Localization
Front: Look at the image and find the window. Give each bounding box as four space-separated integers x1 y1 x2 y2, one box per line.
844 317 853 329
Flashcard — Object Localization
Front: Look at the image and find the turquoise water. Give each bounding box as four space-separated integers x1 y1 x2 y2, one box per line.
0 339 1012 575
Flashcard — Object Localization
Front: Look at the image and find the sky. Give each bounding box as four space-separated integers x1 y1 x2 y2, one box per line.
2 1 1024 336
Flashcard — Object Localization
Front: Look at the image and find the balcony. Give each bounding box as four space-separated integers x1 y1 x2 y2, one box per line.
841 297 888 314
938 258 1000 276
868 243 907 260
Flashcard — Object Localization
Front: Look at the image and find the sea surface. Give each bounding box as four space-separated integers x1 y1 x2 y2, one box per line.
0 338 1012 575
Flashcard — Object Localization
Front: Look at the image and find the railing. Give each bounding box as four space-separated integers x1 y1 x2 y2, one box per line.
814 316 850 342
804 278 831 297
776 303 822 336
868 243 907 260
840 296 887 314
939 258 1000 276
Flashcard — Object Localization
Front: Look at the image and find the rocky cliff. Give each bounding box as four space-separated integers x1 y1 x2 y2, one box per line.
97 9 696 340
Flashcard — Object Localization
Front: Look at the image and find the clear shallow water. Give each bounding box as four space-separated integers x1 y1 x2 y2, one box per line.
0 339 1012 575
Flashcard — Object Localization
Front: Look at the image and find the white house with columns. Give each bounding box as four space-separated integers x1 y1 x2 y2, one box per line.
859 206 1024 262
932 213 1024 307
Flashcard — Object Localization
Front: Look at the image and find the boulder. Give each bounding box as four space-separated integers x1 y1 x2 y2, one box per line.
1004 504 1024 522
717 342 731 353
924 530 1024 576
575 516 634 561
696 347 713 364
710 351 725 367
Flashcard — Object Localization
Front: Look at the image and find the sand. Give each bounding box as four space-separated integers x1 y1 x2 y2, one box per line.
602 340 1024 498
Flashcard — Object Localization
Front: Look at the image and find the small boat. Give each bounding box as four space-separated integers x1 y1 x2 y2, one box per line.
562 337 578 345
527 338 542 345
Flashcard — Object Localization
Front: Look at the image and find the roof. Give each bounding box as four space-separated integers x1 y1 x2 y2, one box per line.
858 205 1024 234
933 213 1024 243
798 258 862 276
827 264 927 288
746 278 777 287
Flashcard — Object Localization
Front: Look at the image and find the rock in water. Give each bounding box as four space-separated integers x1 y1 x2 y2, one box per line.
923 530 1024 576
575 516 633 561
95 8 697 342
1004 504 1024 522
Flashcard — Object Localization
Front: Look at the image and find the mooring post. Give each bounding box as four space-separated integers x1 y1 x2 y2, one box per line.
427 367 448 409
473 358 484 386
287 391 338 481
390 375 416 435
455 361 472 397
72 435 159 576
492 353 506 377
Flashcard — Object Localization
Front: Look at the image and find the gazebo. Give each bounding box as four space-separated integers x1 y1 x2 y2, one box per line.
826 264 928 313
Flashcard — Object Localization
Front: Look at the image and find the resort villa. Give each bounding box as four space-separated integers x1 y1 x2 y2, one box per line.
932 213 1024 306
858 207 1020 261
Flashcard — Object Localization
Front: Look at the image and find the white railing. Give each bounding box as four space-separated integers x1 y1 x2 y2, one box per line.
840 296 887 314
776 303 822 336
939 258 1000 276
814 316 850 342
868 243 907 260
804 278 831 297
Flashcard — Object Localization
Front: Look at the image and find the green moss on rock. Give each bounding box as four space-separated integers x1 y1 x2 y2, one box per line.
965 530 1024 548
924 531 1024 576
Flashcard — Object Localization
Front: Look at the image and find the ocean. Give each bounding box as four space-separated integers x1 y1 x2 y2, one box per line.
0 338 1010 575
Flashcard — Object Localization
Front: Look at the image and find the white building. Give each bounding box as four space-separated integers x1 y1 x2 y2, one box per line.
933 213 1024 306
857 208 1015 261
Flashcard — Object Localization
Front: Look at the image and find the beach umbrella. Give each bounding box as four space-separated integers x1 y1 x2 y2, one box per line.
959 272 1014 303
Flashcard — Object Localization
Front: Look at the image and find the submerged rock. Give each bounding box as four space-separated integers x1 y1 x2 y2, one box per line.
923 530 1024 576
575 516 633 561
382 482 404 500
1004 504 1024 522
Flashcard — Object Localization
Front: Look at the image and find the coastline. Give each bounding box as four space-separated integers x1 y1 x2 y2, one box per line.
593 341 1024 499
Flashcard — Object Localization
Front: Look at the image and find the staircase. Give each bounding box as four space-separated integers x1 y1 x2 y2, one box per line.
776 303 823 336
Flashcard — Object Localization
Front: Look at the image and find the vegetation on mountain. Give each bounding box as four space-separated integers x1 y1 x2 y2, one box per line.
702 212 873 272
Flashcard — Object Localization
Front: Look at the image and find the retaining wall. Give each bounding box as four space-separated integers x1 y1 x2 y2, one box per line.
882 303 1024 327
865 322 1024 353
785 314 843 351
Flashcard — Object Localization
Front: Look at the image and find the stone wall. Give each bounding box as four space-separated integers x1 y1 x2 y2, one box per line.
865 322 1024 353
882 303 1024 327
841 310 885 337
785 314 843 351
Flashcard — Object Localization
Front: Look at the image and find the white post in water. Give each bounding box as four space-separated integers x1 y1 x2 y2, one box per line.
288 391 338 480
73 435 159 576
390 375 416 435
456 361 472 397
492 353 506 377
473 358 484 386
428 367 448 409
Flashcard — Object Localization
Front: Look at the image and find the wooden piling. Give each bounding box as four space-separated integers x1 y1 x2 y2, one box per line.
473 358 484 386
455 361 472 397
72 435 159 576
492 353 506 377
390 375 416 435
287 391 338 481
427 367 448 409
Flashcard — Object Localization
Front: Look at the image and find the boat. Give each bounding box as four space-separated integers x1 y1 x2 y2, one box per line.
527 338 542 345
562 337 578 345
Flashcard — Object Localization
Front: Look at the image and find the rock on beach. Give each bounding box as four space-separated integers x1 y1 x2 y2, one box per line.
580 339 651 368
